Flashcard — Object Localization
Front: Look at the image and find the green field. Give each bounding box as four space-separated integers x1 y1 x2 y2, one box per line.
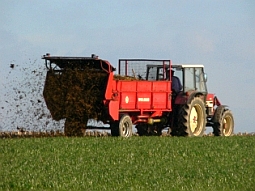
1 136 255 191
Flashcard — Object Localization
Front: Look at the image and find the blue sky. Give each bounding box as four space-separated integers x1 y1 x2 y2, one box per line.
0 0 255 133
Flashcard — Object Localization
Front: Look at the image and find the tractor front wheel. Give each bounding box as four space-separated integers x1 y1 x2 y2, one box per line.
213 106 234 136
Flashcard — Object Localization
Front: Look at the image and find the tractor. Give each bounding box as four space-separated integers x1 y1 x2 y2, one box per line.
141 63 234 136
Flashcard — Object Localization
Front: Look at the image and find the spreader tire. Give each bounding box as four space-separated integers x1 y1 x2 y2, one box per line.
213 106 234 136
111 115 133 137
175 97 206 136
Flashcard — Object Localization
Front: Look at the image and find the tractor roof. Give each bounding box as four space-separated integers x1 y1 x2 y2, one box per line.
146 64 204 68
172 64 204 68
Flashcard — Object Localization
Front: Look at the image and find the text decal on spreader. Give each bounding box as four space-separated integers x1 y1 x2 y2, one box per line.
138 98 150 102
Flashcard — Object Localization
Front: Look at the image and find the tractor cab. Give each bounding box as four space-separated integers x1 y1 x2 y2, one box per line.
146 64 208 95
172 65 208 94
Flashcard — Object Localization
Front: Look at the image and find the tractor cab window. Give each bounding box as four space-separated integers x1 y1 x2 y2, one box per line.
146 66 166 80
145 61 171 81
184 68 195 92
146 66 157 80
195 67 207 92
172 67 183 85
157 67 165 80
183 67 207 92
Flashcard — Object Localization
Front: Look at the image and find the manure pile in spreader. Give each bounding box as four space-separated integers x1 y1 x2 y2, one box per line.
43 68 109 122
44 69 139 121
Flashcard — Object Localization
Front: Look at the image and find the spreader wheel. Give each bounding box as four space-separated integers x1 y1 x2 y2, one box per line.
213 106 234 136
110 114 133 137
175 97 206 136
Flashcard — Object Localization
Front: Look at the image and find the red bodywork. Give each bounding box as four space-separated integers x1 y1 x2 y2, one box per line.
103 60 173 123
108 79 172 121
206 93 221 106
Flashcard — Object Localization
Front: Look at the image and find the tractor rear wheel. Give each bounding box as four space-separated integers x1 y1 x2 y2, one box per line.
213 106 234 136
174 97 206 136
110 114 133 137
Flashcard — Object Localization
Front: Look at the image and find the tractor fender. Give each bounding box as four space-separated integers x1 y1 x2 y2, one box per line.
212 105 228 122
174 91 204 105
186 92 204 104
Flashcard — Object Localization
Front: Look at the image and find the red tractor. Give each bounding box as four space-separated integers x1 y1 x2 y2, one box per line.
42 54 234 137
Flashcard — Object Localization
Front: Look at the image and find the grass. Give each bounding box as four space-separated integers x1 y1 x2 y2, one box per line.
1 136 255 191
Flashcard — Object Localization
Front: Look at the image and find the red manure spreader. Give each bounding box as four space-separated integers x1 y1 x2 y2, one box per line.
42 53 234 137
